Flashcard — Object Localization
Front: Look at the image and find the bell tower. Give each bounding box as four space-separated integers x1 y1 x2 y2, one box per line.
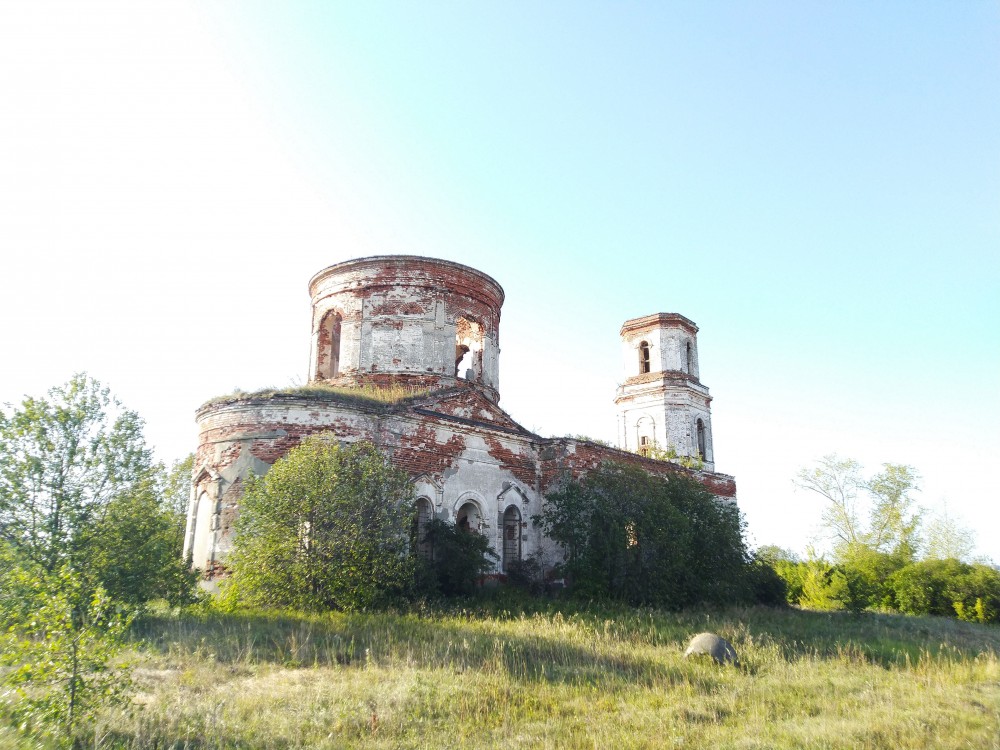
614 313 715 471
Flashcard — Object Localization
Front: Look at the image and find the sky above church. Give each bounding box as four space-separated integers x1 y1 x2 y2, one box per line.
2 2 998 561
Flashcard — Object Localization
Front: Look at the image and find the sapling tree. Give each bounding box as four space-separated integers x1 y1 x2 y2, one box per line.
0 560 133 746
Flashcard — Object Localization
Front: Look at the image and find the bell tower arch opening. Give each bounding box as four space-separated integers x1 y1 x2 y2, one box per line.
639 340 651 374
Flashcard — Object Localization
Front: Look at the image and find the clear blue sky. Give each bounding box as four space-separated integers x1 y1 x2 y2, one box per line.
1 2 998 560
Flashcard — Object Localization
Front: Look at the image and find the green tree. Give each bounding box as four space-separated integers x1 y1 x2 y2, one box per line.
0 375 192 608
0 374 154 573
865 463 921 558
923 504 976 562
162 453 195 517
87 476 197 607
225 437 416 611
794 455 920 559
797 556 851 611
794 455 866 550
538 462 751 608
0 376 192 745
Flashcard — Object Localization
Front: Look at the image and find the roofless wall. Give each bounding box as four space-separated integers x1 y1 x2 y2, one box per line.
308 256 505 403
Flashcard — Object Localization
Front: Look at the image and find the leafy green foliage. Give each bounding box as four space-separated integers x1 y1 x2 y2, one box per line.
162 453 195 517
923 505 976 562
416 518 499 597
0 375 197 745
0 375 193 609
0 560 132 746
794 455 921 561
779 454 997 623
0 374 154 573
87 476 197 608
225 438 417 611
766 550 1000 624
745 554 788 607
888 559 1000 623
538 462 751 608
632 441 704 469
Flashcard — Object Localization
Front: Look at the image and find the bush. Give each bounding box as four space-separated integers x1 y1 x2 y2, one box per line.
538 462 752 608
417 519 499 597
746 555 788 607
225 438 416 611
890 559 1000 623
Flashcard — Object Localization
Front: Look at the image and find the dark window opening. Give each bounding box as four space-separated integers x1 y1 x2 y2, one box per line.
502 506 522 572
413 498 433 558
639 341 651 374
686 340 693 375
696 419 706 460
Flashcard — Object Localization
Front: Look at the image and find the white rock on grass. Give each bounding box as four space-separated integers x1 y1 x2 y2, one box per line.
683 632 739 666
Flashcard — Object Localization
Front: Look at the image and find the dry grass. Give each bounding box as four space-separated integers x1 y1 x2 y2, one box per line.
200 382 431 411
46 602 997 749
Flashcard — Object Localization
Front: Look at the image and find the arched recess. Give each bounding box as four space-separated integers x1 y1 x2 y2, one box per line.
455 315 483 380
696 418 707 460
685 340 693 375
315 310 342 380
635 415 656 456
413 497 433 557
190 491 216 570
502 505 522 572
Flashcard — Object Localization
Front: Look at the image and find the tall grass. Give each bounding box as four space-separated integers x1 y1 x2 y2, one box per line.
7 601 1000 748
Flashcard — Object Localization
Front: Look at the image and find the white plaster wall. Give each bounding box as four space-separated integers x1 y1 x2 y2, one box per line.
617 383 715 471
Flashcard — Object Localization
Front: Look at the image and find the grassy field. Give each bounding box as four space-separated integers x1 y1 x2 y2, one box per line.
4 600 999 749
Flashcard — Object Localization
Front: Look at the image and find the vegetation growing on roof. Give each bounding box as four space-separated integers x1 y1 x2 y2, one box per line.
200 382 432 410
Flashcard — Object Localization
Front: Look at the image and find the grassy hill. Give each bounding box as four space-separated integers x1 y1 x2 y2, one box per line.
4 600 999 749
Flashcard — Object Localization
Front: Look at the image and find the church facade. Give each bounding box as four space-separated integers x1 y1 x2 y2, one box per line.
183 256 736 577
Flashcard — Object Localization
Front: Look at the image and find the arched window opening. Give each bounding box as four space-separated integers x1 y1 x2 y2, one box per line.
639 341 651 374
456 501 482 534
696 419 707 460
316 310 342 380
455 316 484 380
635 415 655 455
413 498 433 558
639 435 651 457
685 340 693 375
502 506 522 572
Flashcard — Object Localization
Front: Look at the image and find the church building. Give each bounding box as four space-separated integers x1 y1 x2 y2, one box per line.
183 256 736 577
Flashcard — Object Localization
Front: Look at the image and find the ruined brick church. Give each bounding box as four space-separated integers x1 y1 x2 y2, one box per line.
183 256 736 577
